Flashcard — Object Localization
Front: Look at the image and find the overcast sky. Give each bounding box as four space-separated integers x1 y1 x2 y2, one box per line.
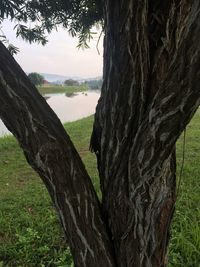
2 20 103 78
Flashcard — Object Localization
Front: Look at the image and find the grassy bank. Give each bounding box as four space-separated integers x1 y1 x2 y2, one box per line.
169 110 200 266
0 112 199 266
37 84 88 95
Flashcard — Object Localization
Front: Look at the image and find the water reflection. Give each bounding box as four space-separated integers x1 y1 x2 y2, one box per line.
43 96 50 100
0 91 100 136
46 91 99 123
65 92 77 98
0 120 9 136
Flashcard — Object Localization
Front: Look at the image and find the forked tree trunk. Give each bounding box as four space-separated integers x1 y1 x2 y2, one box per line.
91 1 200 265
0 1 200 267
94 0 200 265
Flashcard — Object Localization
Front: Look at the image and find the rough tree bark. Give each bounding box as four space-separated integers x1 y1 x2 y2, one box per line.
0 1 200 267
0 43 115 267
91 1 200 265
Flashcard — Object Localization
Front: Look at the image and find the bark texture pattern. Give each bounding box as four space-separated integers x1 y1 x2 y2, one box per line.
0 1 200 267
91 0 200 266
0 42 115 267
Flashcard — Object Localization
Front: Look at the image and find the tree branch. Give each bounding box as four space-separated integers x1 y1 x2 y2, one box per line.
0 42 115 267
129 0 200 184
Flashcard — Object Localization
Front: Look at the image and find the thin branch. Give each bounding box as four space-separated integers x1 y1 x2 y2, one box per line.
177 128 186 197
96 29 103 55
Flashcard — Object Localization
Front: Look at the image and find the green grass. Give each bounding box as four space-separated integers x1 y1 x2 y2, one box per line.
37 85 88 95
0 112 199 266
0 116 97 267
168 111 200 267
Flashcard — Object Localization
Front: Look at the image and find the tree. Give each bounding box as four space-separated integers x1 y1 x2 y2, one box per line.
0 1 200 266
64 79 79 86
87 79 102 90
28 72 44 86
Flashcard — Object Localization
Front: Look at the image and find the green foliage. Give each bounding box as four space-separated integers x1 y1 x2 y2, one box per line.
0 27 20 55
37 84 88 95
64 79 79 86
28 72 44 86
0 0 103 48
0 0 27 22
86 79 102 90
15 24 48 45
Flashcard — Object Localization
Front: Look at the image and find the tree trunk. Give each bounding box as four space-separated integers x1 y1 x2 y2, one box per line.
0 42 115 267
0 1 200 267
91 0 200 266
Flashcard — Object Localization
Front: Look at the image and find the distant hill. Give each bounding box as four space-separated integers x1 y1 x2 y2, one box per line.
40 73 80 83
26 72 102 84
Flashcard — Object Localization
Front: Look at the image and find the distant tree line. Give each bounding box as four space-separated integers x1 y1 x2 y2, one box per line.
27 75 102 90
28 72 44 86
64 79 79 86
86 79 102 90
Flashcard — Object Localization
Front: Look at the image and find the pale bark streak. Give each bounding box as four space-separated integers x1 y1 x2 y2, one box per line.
91 1 200 266
0 42 116 267
1 0 200 266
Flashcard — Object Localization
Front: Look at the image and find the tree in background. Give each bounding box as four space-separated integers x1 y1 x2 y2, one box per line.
0 1 200 266
64 79 79 86
87 79 102 90
28 72 44 86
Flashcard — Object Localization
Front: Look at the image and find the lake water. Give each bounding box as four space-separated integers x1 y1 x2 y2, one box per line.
0 91 100 137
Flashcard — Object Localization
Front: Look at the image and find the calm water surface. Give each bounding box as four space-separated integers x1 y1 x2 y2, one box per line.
0 91 100 136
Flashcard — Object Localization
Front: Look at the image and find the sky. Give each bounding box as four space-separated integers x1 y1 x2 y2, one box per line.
1 20 104 78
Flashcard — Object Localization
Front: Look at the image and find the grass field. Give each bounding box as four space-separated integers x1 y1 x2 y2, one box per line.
37 84 88 95
0 112 199 266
